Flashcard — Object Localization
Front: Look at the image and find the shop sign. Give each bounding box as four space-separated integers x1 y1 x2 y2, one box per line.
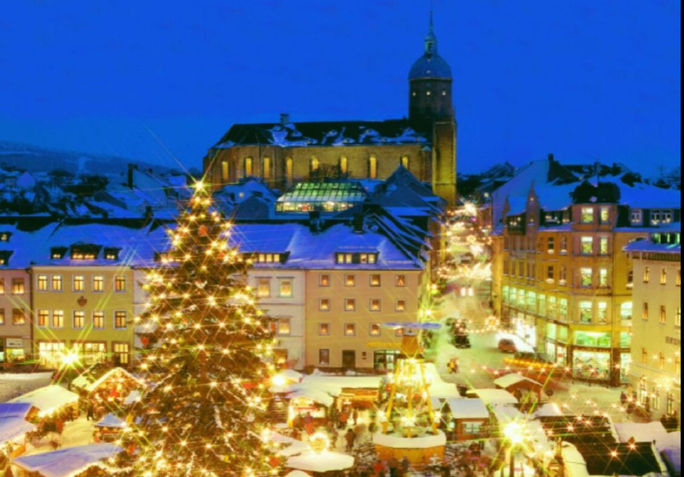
366 341 401 349
5 338 24 348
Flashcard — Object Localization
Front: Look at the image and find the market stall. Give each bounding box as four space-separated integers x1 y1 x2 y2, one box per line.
11 443 121 477
0 403 36 457
73 367 144 405
93 413 125 443
8 385 78 422
442 398 490 441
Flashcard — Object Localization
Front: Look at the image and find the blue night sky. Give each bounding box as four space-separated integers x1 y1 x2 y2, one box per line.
0 0 680 175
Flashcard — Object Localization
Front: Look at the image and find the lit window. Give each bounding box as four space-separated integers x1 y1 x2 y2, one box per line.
114 311 127 329
12 308 26 325
319 323 329 336
547 237 555 253
113 343 129 365
0 309 4 325
370 323 381 336
370 299 381 311
279 278 293 297
93 276 104 292
344 323 356 336
676 308 681 328
597 302 608 324
560 236 568 253
599 268 608 287
319 274 330 287
630 210 642 225
580 268 593 288
345 299 356 311
115 276 126 292
660 269 667 285
401 155 409 169
642 302 649 320
396 274 406 286
73 275 85 292
368 156 377 179
244 157 253 176
578 301 592 323
309 157 319 173
599 237 609 255
277 318 290 336
319 299 330 311
599 207 610 224
677 269 681 287
319 349 329 365
93 311 105 329
0 279 4 294
257 278 270 298
627 270 634 288
580 237 593 255
73 311 85 329
546 266 554 282
395 300 406 312
37 310 49 327
345 275 355 287
263 157 271 178
580 207 594 224
370 274 381 287
52 275 63 291
52 310 64 328
11 278 25 294
659 305 666 324
643 266 650 283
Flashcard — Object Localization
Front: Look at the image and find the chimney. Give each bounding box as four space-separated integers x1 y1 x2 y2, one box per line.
280 113 290 125
308 210 321 233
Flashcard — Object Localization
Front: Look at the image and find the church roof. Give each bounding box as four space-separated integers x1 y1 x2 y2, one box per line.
212 119 429 148
408 10 452 80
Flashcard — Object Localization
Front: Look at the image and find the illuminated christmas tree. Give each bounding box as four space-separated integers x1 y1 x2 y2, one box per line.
120 181 278 476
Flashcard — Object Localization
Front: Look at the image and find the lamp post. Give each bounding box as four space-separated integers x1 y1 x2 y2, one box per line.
503 421 526 477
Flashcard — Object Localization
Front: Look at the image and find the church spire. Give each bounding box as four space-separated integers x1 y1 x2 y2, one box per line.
424 8 437 56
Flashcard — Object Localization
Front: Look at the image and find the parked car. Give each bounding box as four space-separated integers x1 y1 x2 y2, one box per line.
497 338 517 353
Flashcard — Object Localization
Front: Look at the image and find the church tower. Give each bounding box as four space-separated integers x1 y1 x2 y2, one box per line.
408 11 458 205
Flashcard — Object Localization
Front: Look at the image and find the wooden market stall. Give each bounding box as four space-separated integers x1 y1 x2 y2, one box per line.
442 398 491 441
8 385 79 422
74 367 145 405
11 443 121 477
93 413 126 443
0 403 37 457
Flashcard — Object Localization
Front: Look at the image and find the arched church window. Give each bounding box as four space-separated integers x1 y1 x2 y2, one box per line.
263 157 271 179
401 155 409 169
310 157 319 173
368 156 377 179
286 158 293 184
244 157 253 177
221 161 229 181
339 156 348 175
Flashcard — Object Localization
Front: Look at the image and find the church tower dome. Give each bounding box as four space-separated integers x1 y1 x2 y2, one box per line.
408 11 454 131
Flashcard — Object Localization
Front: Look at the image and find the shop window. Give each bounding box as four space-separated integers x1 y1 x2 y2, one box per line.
642 302 649 320
345 299 356 311
114 311 127 329
538 294 546 317
374 350 399 372
395 327 404 337
578 301 592 323
659 305 666 324
257 278 270 298
12 308 25 325
52 275 63 291
643 266 650 283
599 207 610 224
73 275 85 292
369 323 381 336
344 323 356 336
319 274 330 287
345 275 355 286
573 350 609 380
619 331 631 348
93 275 104 292
580 207 594 224
660 268 667 285
580 268 592 288
526 291 536 313
115 276 126 292
72 311 85 329
599 268 608 287
395 274 406 286
37 275 49 291
599 237 609 255
319 323 330 336
93 311 105 329
370 274 381 287
319 349 330 365
395 300 406 312
369 299 381 311
279 278 293 298
546 323 556 340
319 299 330 311
580 237 593 255
52 310 64 328
75 342 107 365
38 341 65 367
557 325 568 343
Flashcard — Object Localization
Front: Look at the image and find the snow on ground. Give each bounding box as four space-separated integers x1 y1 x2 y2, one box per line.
0 372 53 402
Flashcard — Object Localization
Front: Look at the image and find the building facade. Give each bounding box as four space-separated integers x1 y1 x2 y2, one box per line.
203 15 458 205
625 232 681 420
0 266 31 362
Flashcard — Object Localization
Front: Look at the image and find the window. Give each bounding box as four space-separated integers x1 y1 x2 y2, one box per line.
221 160 229 181
75 342 107 365
12 308 25 325
263 157 271 178
581 237 593 255
579 301 592 323
677 269 681 287
643 266 650 283
319 349 330 365
580 207 594 224
631 209 642 225
597 302 608 324
344 323 356 336
676 308 681 328
400 155 409 169
642 302 649 320
37 310 49 327
345 299 356 311
463 422 482 435
244 157 253 176
667 393 675 415
369 299 381 311
278 278 293 298
658 352 665 369
319 274 330 287
309 157 319 173
641 348 648 364
395 327 404 337
11 278 24 294
0 279 4 294
38 342 65 366
650 209 673 225
345 275 355 287
599 207 610 224
660 268 667 285
319 323 330 335
547 237 555 253
370 274 381 287
620 302 632 321
659 305 666 324
93 275 104 292
115 276 126 292
276 318 290 336
0 309 5 325
113 343 129 366
599 237 609 255
580 268 592 287
257 278 270 298
599 268 608 287
52 275 63 291
627 270 633 288
73 275 85 292
538 294 547 316
369 323 381 336
559 298 568 319
319 298 330 311
560 236 568 253
286 157 293 183
114 311 127 329
395 274 406 286
93 311 105 329
368 155 377 179
396 300 406 312
339 156 348 174
52 310 64 328
73 311 85 329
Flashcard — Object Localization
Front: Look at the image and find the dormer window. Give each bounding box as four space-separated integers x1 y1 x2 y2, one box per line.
0 251 11 266
0 232 11 242
104 247 120 260
251 252 289 264
50 247 67 260
335 252 379 264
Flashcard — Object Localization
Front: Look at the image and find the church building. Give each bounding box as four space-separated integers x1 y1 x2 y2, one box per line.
203 14 458 205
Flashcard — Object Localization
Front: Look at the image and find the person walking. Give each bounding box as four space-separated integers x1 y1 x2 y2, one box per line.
344 427 356 452
339 408 349 429
86 400 94 421
352 408 359 426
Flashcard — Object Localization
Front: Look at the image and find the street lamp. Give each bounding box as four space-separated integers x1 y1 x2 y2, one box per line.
503 420 527 477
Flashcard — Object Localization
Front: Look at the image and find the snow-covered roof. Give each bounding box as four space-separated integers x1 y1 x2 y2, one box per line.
613 421 670 449
123 389 141 406
0 417 35 444
444 398 490 420
12 443 121 477
0 402 34 420
270 433 311 457
623 236 681 255
286 450 354 472
493 373 543 390
373 430 446 449
84 367 145 393
95 413 125 429
468 388 518 406
532 402 570 418
287 388 334 408
9 384 79 415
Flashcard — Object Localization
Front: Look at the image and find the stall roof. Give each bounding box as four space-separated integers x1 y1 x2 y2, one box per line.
445 398 490 420
85 367 144 392
9 385 79 415
0 402 33 420
493 373 543 389
286 451 354 472
95 413 125 429
0 417 35 444
288 388 334 408
467 388 518 406
12 443 121 477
